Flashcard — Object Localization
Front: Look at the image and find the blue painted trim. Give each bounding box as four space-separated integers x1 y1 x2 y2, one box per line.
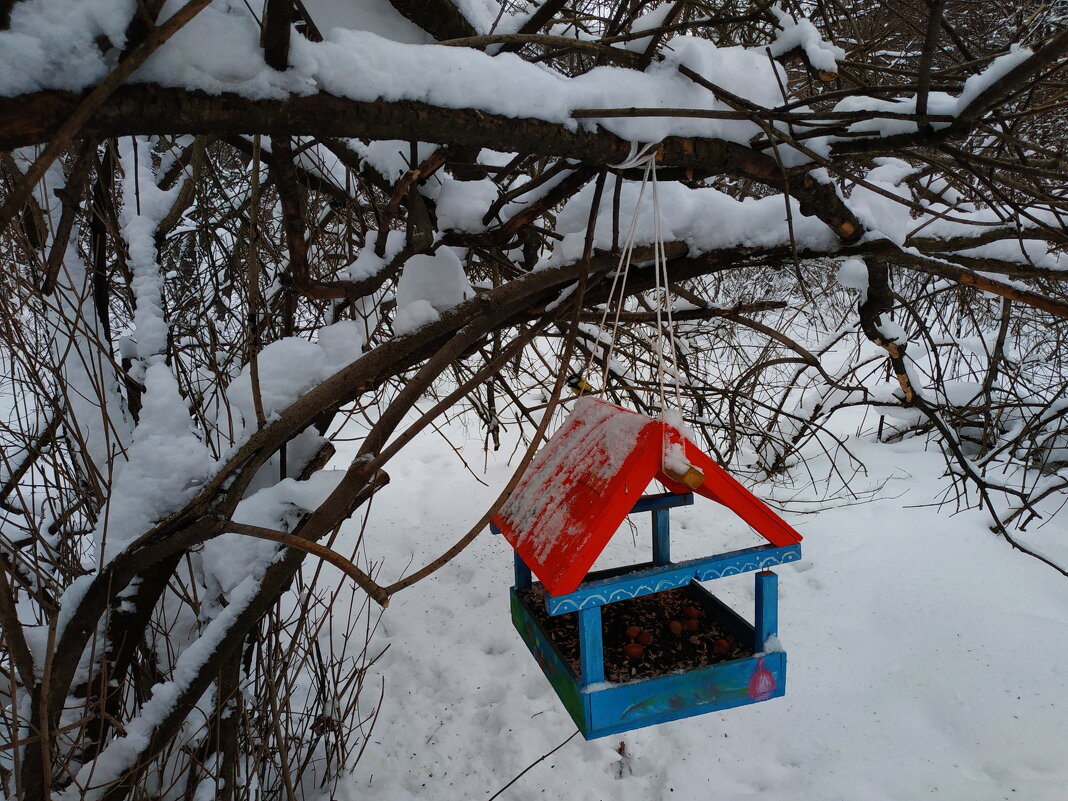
510 590 588 732
512 586 789 740
754 570 778 651
583 651 787 739
695 543 801 581
652 508 670 566
577 607 605 685
546 543 801 615
627 492 693 515
514 551 532 590
490 521 501 535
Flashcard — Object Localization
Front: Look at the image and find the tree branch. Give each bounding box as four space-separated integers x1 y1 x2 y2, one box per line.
0 87 862 240
387 0 477 41
0 0 215 230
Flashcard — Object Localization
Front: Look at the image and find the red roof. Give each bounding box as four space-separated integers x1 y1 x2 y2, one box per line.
493 397 802 596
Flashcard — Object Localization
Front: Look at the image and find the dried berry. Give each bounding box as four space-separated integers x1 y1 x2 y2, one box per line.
668 620 683 636
683 606 701 619
638 630 654 645
712 638 731 656
625 625 641 640
623 643 644 660
684 618 699 632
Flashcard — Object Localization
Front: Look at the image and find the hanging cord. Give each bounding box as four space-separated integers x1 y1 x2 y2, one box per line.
581 154 655 397
649 158 683 414
645 157 689 477
578 145 687 472
613 141 660 171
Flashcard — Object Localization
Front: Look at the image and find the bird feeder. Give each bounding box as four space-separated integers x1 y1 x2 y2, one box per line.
491 397 803 739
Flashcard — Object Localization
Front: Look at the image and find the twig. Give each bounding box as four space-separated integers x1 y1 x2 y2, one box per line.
486 731 579 801
225 512 390 607
0 0 215 230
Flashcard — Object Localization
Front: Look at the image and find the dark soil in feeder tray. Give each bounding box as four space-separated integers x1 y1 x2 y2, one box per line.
519 584 755 684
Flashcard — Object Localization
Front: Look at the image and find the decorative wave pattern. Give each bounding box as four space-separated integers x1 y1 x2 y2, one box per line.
697 549 801 581
546 546 802 614
550 576 694 613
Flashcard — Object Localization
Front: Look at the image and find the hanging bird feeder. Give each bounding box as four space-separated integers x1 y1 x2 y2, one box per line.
491 397 803 739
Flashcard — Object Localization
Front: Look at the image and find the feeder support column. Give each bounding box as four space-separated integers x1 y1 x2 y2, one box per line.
754 570 778 651
577 606 605 685
652 508 670 566
513 551 532 590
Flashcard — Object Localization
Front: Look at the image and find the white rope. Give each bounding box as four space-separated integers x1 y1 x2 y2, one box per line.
611 141 660 170
649 158 683 413
645 157 687 476
581 158 653 396
579 145 685 452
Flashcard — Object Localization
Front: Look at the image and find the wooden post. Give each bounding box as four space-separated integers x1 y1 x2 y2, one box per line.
652 508 670 566
754 570 778 651
577 606 605 685
514 551 532 590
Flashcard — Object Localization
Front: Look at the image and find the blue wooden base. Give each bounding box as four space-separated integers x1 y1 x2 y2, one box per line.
511 584 787 740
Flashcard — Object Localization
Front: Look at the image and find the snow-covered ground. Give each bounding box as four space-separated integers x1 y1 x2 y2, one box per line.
325 406 1068 801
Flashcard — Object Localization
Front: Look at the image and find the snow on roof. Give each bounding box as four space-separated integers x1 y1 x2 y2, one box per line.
494 397 802 595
